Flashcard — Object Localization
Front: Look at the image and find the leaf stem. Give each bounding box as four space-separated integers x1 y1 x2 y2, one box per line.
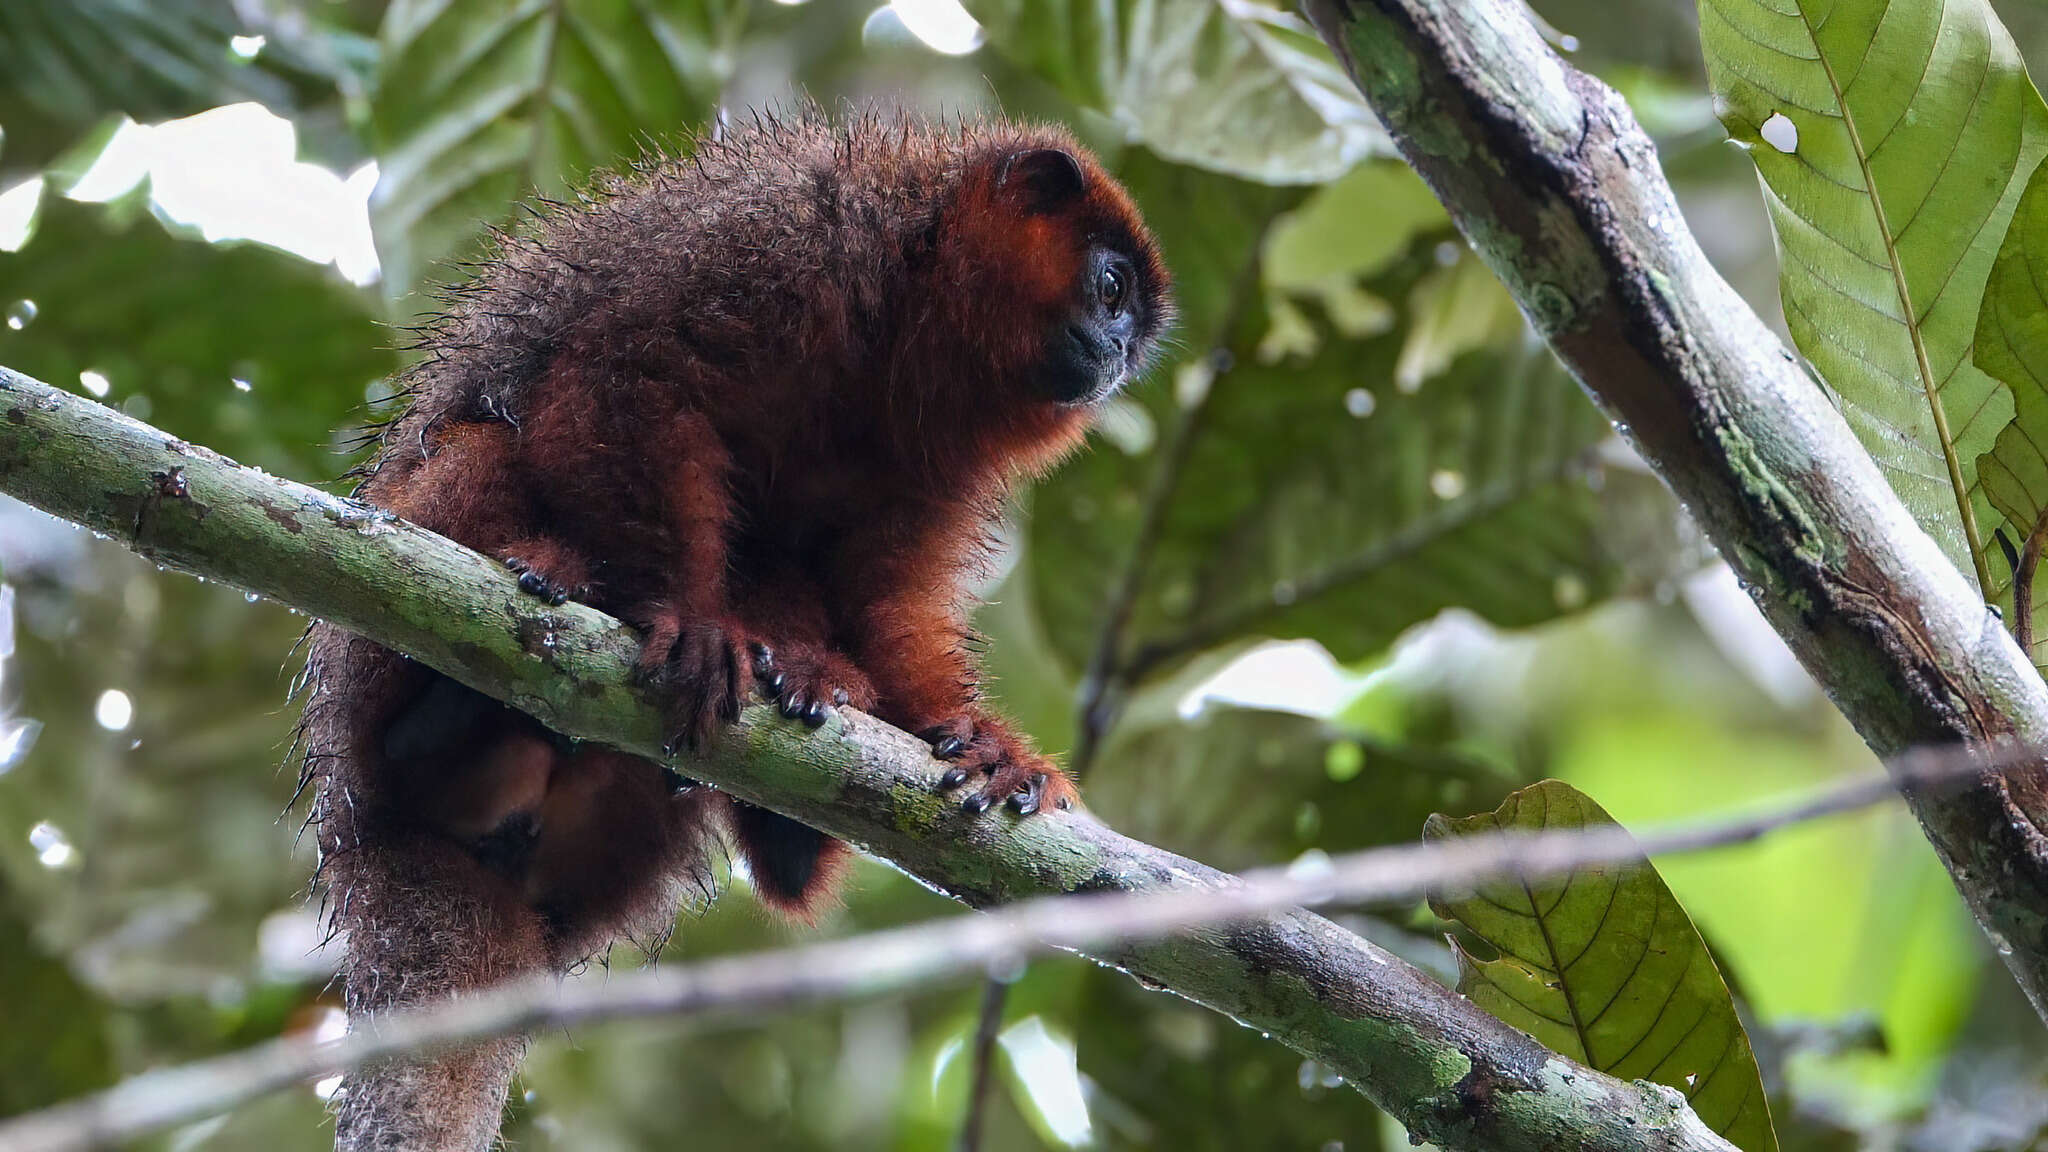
2016 506 2048 653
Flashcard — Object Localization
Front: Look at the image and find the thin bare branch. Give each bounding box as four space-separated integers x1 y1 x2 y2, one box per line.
0 749 1994 1152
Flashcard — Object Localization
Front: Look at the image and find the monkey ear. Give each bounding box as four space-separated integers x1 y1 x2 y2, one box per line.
998 148 1087 213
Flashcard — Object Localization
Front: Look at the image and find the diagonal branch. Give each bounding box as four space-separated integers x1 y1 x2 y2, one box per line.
1304 0 2048 1022
0 364 1731 1151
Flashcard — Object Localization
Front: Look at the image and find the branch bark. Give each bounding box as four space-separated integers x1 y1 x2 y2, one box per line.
0 364 1731 1150
1305 0 2048 1019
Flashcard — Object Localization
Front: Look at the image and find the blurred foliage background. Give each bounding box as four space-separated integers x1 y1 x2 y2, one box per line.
2 0 2045 1149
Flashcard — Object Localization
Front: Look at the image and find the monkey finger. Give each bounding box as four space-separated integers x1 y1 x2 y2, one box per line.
1006 773 1047 816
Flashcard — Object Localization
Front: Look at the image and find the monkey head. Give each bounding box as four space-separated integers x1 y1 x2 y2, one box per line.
934 132 1174 411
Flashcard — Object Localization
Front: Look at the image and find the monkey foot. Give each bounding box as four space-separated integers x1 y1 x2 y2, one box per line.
748 642 877 728
923 719 1077 816
503 555 584 607
632 608 749 756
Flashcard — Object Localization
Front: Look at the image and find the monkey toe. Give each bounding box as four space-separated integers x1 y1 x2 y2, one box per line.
931 734 1077 818
919 719 975 760
977 763 1075 816
750 643 873 728
503 556 580 606
637 616 748 757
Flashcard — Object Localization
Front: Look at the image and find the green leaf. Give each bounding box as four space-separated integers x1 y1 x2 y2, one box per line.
1425 780 1778 1152
1697 0 2048 594
368 0 745 295
962 0 1386 185
0 0 361 176
1973 156 2048 666
1029 230 1619 678
0 886 112 1113
1087 700 1522 869
0 191 393 481
1066 962 1392 1151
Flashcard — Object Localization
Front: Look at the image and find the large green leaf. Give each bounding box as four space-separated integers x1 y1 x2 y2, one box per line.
1973 157 2048 667
0 0 362 177
1697 0 2048 593
1426 780 1778 1152
1029 232 1620 679
963 0 1385 185
368 0 745 296
0 191 393 481
1087 700 1522 869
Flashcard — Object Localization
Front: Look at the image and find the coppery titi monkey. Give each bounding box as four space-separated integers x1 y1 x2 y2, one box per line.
299 110 1170 1148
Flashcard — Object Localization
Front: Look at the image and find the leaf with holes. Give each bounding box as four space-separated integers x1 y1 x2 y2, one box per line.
1974 158 2048 668
964 0 1386 185
1697 0 2048 595
368 0 746 296
1426 780 1777 1152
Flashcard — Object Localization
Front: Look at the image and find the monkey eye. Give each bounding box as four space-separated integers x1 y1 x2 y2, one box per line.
1098 263 1129 315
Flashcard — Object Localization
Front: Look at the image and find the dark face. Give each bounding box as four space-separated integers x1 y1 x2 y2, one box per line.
1040 244 1156 406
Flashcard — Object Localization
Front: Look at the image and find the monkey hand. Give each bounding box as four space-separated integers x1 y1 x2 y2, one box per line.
631 603 751 756
500 539 592 607
747 641 878 728
922 714 1077 817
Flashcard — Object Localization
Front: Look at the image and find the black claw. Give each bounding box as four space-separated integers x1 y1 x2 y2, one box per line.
940 767 970 789
801 699 828 727
832 688 850 706
932 735 967 760
1011 773 1048 813
1007 773 1047 816
1056 796 1073 811
962 791 994 815
749 643 775 677
779 691 808 719
767 671 787 695
662 767 701 794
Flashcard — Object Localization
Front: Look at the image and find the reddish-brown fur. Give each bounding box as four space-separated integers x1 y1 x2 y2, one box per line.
299 109 1169 1149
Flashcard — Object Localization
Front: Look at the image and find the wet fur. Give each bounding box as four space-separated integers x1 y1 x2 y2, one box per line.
299 108 1169 1149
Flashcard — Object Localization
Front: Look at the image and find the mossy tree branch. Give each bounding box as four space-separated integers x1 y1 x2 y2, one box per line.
1305 0 2048 1020
0 364 1732 1150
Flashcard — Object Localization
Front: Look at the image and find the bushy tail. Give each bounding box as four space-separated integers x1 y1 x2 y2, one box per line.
729 803 851 922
